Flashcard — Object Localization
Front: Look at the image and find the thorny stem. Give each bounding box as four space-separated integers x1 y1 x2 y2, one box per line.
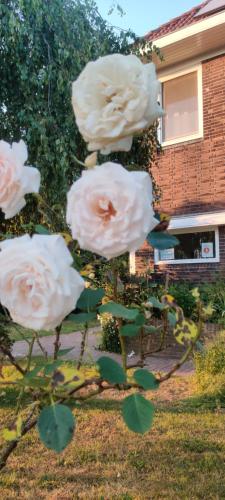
77 323 88 370
0 345 25 376
53 324 62 360
14 337 35 415
119 331 127 372
158 343 194 383
34 332 48 360
0 406 37 471
25 336 35 373
139 327 145 368
112 260 127 372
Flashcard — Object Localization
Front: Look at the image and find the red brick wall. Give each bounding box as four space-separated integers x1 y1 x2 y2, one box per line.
136 53 225 282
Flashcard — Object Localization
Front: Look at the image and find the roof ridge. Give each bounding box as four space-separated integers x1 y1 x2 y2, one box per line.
145 0 211 40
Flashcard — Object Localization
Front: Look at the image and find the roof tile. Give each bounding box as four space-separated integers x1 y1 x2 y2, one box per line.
145 1 212 41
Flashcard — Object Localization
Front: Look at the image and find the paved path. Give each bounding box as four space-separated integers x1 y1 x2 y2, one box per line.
12 328 194 374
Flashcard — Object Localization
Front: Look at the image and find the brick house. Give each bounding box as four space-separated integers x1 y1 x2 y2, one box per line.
132 0 225 282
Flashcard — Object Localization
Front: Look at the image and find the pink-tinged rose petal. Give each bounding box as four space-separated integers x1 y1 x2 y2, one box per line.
0 235 84 331
66 162 157 260
0 139 40 219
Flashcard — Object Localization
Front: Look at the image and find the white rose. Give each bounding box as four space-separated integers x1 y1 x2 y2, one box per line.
66 162 157 260
0 234 84 331
72 54 163 154
0 139 40 219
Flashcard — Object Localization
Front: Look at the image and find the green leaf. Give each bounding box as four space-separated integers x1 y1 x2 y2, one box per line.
97 356 126 384
168 311 177 328
44 360 63 375
122 394 154 434
57 347 75 357
99 302 139 321
76 288 105 311
34 224 50 235
19 377 48 389
37 404 75 453
147 297 165 310
135 313 146 326
147 231 179 250
24 365 44 380
134 369 159 391
119 324 140 337
68 312 97 323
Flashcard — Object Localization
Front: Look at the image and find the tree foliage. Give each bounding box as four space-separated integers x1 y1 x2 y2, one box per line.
0 0 133 207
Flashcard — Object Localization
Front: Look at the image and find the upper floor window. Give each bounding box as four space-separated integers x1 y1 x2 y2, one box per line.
159 66 203 146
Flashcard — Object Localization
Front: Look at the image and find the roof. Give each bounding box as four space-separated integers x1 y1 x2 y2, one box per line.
145 0 221 41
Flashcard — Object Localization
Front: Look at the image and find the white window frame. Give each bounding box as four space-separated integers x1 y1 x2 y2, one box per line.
158 65 203 147
154 226 220 265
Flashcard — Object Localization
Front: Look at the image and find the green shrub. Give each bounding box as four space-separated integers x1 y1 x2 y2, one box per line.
168 282 196 318
199 280 225 325
194 332 225 395
99 315 121 354
0 312 14 351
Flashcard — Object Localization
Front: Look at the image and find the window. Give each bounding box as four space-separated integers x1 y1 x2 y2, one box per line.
159 66 203 146
155 227 220 265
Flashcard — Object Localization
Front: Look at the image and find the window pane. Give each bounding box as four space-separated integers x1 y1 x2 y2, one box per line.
159 230 216 261
162 72 199 142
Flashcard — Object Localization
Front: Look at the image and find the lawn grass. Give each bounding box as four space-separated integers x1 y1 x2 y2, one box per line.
8 320 99 342
0 371 225 499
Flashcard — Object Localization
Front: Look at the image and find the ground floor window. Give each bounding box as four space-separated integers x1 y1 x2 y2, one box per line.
155 226 220 265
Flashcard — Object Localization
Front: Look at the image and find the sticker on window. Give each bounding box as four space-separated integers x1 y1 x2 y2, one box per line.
159 248 175 260
201 242 214 258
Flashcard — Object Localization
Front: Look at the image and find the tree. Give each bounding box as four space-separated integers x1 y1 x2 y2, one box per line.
0 0 133 207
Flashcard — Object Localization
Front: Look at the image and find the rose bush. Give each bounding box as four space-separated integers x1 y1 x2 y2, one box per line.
66 161 157 259
0 234 84 330
0 140 40 219
72 54 163 154
0 51 202 471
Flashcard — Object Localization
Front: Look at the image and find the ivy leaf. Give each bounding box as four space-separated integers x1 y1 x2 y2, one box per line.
68 312 97 323
97 356 126 384
37 404 75 452
147 231 179 250
119 324 140 337
122 394 154 434
99 302 139 321
133 369 159 390
77 288 105 311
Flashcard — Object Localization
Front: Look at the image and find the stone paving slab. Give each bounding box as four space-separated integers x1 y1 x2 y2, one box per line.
12 328 194 374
